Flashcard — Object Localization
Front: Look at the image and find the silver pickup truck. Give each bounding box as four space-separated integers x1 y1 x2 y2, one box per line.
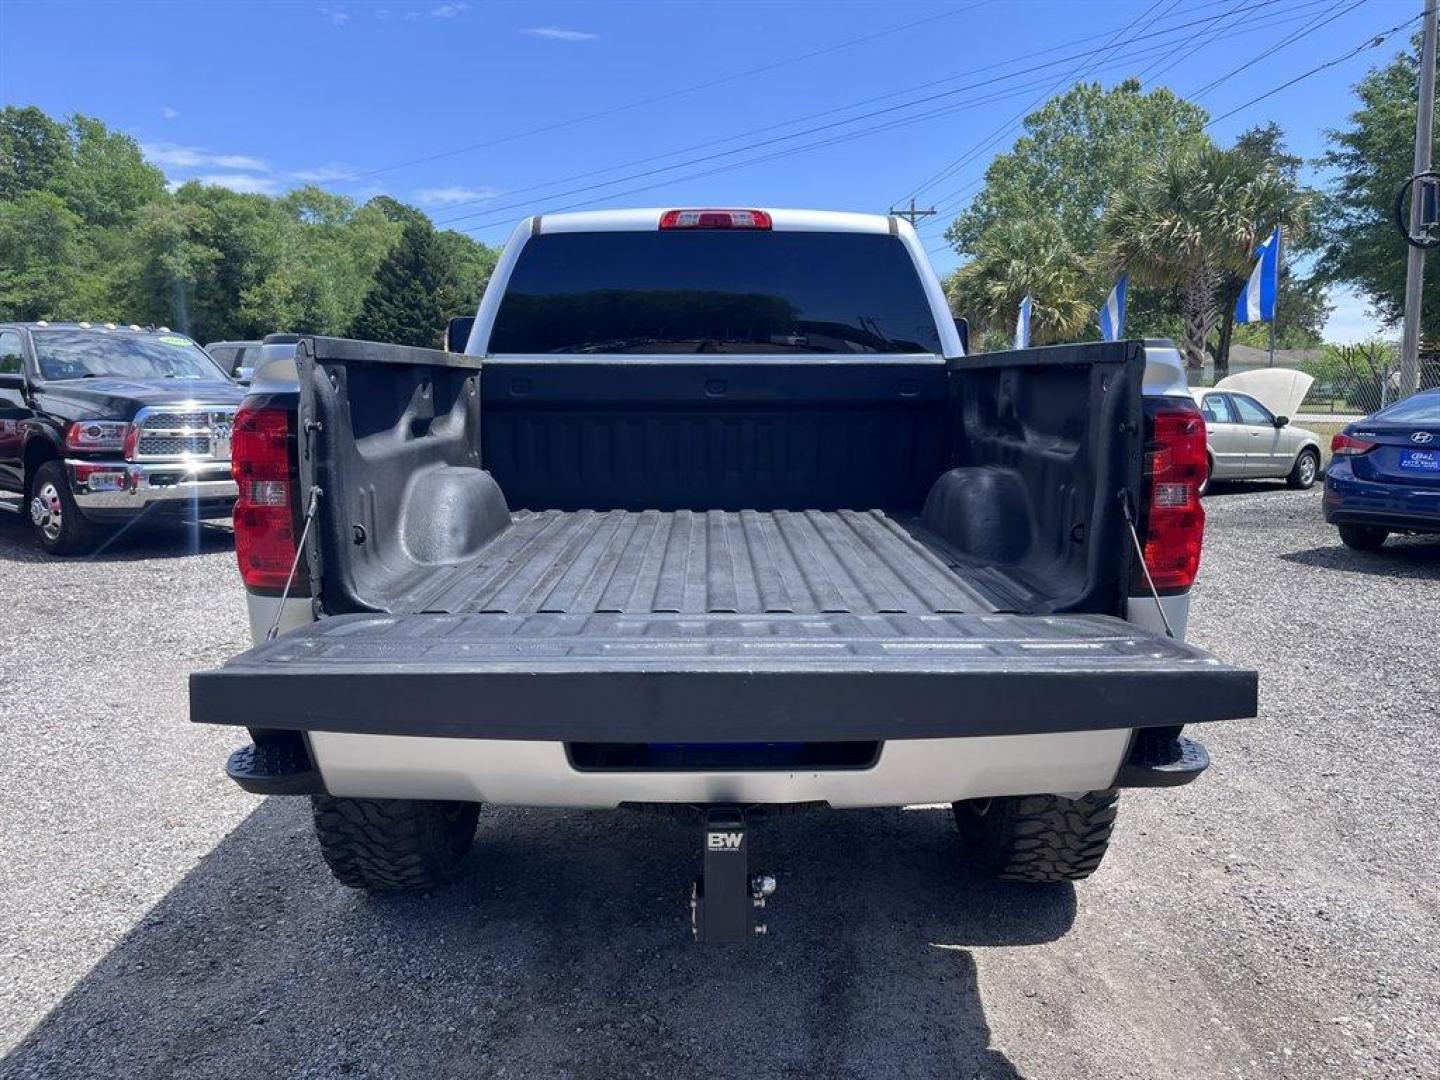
191 208 1255 942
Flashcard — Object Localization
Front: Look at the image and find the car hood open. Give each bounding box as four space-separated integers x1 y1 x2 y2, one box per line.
1214 368 1314 419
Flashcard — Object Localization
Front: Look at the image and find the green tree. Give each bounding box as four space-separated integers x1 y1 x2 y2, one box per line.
939 79 1212 347
435 228 499 319
1209 123 1321 378
946 216 1094 346
0 190 84 320
1 105 497 344
0 106 72 202
349 202 452 347
1316 35 1440 343
60 115 167 229
127 198 221 334
126 183 286 341
1103 144 1304 372
943 79 1209 256
249 187 404 334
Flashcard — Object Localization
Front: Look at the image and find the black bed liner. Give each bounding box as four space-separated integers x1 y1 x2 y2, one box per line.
194 337 1259 745
395 508 1031 616
191 604 1257 742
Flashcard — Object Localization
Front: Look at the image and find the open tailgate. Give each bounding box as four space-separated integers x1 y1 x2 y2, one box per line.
191 612 1256 741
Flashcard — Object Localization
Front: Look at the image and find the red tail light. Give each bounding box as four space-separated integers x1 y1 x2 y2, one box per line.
1137 400 1207 593
659 208 772 230
232 402 304 593
1330 432 1376 456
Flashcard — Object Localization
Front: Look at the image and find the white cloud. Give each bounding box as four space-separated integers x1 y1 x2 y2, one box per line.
320 5 350 25
430 2 467 17
376 8 391 19
142 142 269 171
290 164 357 183
161 106 180 121
523 26 598 41
191 174 281 195
413 185 499 207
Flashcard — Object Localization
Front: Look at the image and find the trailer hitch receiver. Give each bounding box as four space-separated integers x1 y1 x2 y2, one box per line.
690 807 775 942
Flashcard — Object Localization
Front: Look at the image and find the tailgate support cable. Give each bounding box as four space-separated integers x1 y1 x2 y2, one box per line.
266 484 324 641
1118 490 1175 639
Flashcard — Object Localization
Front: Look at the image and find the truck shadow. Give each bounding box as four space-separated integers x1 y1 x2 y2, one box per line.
0 502 233 563
1281 536 1440 578
3 799 1050 1079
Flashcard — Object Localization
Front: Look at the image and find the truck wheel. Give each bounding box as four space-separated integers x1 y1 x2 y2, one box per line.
952 789 1118 883
1337 524 1388 551
1287 448 1320 489
310 796 480 893
28 460 98 555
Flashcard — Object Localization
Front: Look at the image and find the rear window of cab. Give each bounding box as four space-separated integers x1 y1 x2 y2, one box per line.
488 230 942 356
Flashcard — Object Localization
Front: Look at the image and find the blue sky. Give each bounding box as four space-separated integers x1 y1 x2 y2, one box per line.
0 0 1425 341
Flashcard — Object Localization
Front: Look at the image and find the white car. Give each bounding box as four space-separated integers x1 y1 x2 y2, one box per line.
1191 370 1323 492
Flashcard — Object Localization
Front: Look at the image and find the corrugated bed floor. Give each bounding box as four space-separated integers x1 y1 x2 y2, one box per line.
400 509 1021 616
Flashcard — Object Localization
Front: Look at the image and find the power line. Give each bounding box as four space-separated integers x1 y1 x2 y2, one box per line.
1205 8 1422 125
448 68 1131 233
428 0 1315 225
1189 0 1364 101
900 0 1220 204
449 12 1331 241
1134 0 1255 82
440 0 1330 234
918 0 1386 242
908 0 1324 208
344 1 994 183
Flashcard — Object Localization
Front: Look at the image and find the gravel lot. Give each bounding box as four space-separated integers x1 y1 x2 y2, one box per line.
1 485 1437 1080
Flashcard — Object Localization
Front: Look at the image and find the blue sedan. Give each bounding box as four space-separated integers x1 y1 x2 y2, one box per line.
1324 388 1440 550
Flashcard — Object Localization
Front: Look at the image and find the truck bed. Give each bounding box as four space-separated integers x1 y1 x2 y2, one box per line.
393 508 1028 617
194 503 1256 743
194 339 1258 748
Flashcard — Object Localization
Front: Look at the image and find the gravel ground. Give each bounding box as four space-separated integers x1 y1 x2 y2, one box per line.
0 485 1437 1080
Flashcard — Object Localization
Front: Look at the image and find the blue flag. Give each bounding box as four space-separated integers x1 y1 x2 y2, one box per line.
1235 226 1280 324
1099 273 1128 342
1014 294 1033 350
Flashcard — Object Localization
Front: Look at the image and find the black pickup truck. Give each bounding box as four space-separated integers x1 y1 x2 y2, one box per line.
191 208 1257 942
0 322 244 553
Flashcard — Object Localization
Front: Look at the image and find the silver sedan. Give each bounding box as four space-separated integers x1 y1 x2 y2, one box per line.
1190 388 1323 492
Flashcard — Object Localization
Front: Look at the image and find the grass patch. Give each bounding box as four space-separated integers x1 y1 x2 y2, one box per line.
1300 421 1346 465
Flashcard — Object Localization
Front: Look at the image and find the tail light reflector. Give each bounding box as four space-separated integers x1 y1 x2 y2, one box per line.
659 208 772 230
232 402 305 593
1136 400 1207 593
1330 432 1376 456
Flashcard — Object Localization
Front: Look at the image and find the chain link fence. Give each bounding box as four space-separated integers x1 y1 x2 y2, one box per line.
1293 343 1440 417
1193 342 1439 418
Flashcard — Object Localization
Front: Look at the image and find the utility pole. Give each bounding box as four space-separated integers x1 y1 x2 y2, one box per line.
889 196 937 227
1399 0 1439 397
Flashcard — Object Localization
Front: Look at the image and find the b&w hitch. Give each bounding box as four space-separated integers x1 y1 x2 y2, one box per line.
690 807 776 943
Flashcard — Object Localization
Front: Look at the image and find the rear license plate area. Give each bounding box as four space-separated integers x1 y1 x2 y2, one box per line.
567 742 881 771
1399 449 1440 472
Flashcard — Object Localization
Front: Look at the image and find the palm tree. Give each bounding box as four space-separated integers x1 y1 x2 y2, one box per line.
1102 143 1305 372
945 216 1094 347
